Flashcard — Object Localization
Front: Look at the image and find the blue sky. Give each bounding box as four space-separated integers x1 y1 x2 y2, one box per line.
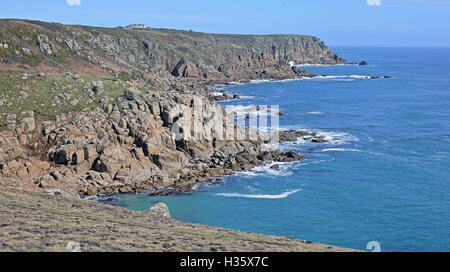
1 0 449 47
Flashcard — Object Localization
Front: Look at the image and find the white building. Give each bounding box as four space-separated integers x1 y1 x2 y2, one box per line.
125 24 150 30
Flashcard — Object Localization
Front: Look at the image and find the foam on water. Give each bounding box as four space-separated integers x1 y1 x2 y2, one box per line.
247 74 376 84
278 125 360 146
295 63 354 67
224 104 280 117
321 148 361 152
215 189 302 199
307 111 325 115
238 161 297 177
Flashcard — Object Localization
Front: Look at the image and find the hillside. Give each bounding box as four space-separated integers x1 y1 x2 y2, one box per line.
0 188 360 252
0 19 345 82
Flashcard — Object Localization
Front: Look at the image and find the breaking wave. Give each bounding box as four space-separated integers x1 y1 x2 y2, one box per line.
321 148 361 152
307 111 325 115
215 189 301 199
224 104 280 117
278 125 360 146
239 161 297 177
246 75 380 84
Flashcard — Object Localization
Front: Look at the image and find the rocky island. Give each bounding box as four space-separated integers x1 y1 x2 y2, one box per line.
0 19 357 251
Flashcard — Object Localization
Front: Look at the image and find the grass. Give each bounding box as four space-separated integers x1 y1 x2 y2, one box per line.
0 72 125 131
0 188 358 252
117 72 130 81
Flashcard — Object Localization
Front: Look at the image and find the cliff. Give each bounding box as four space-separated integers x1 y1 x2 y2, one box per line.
0 19 345 82
0 19 343 196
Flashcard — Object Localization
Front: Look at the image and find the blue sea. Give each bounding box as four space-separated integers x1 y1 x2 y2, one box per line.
101 47 450 252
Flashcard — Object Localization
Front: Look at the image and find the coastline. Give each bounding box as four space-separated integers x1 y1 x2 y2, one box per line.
0 19 361 251
0 72 356 252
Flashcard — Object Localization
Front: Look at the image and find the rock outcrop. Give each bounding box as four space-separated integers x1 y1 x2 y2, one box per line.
0 84 328 196
148 202 171 218
0 19 342 197
0 19 345 83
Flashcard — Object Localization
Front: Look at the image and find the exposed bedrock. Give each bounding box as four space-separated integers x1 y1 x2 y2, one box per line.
0 19 341 196
0 19 344 82
0 86 330 196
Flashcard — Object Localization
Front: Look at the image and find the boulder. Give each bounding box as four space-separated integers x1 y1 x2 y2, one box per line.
86 185 98 196
257 151 272 161
75 161 91 174
93 155 122 177
124 88 140 100
161 110 173 126
6 160 20 172
16 167 28 178
311 137 327 143
91 81 104 95
37 174 55 188
19 91 29 99
51 144 77 164
22 47 31 54
147 202 171 218
272 151 305 162
21 117 35 133
37 34 53 55
65 39 79 51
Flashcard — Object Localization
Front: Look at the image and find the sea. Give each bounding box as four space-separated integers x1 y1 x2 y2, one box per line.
99 47 450 252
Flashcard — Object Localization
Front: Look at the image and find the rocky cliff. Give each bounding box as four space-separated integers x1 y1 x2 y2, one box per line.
0 77 321 195
0 19 344 196
0 19 345 82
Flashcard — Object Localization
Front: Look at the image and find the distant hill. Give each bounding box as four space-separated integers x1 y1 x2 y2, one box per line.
0 19 345 82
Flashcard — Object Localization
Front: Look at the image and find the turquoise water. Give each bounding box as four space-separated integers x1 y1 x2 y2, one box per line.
101 47 450 252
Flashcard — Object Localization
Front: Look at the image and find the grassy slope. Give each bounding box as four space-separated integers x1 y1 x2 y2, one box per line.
0 189 359 252
0 72 125 130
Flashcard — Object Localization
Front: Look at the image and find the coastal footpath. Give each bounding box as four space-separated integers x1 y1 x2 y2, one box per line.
0 19 356 251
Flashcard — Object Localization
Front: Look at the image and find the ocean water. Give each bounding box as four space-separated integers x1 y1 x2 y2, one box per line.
101 47 450 252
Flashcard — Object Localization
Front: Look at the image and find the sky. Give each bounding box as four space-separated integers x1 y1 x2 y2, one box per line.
0 0 449 47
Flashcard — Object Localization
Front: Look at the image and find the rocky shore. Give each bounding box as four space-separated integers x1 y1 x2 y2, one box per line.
0 19 342 197
0 19 362 252
0 81 324 196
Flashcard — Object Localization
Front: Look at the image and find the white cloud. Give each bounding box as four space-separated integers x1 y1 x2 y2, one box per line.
367 0 381 6
67 0 81 6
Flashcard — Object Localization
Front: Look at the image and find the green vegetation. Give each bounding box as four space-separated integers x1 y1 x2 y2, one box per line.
0 72 125 130
117 72 130 81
